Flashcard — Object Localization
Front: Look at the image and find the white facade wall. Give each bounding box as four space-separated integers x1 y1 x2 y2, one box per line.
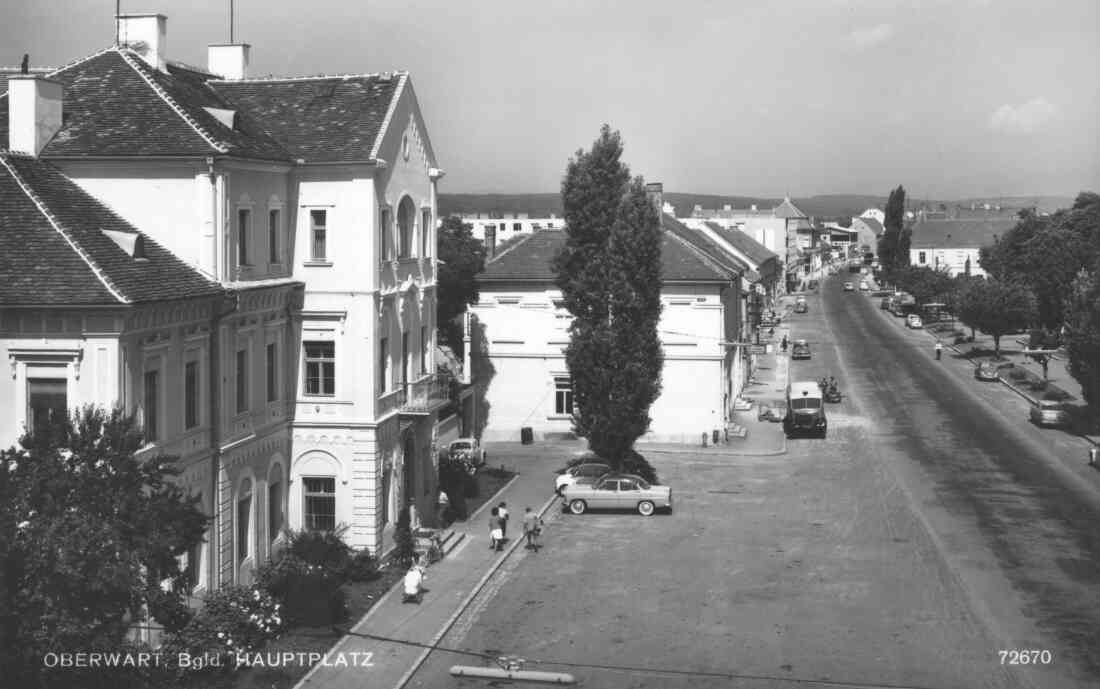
460 216 565 242
910 247 985 277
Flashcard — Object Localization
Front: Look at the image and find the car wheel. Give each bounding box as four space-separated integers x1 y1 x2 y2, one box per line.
637 500 655 516
569 499 587 515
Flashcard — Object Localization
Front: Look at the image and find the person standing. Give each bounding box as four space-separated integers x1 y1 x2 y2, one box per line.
488 507 501 550
935 340 943 360
402 558 425 604
497 502 509 540
523 507 543 551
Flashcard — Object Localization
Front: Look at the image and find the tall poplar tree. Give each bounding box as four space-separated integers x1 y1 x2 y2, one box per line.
552 126 663 467
878 185 906 271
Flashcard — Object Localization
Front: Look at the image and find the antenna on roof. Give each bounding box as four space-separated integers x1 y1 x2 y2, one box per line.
115 0 120 44
230 0 235 43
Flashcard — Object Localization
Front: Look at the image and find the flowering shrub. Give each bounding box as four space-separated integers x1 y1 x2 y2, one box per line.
162 585 283 671
255 554 347 627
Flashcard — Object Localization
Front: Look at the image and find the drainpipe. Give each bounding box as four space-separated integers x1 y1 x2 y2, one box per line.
208 290 239 588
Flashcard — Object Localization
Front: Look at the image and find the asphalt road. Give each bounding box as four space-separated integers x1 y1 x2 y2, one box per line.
407 275 1100 689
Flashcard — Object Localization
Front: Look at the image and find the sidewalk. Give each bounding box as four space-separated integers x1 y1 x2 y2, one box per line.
293 443 565 689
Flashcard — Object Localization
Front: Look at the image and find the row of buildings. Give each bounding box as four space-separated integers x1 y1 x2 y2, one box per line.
1 14 459 596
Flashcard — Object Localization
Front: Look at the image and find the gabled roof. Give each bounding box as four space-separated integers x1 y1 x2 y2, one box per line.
0 152 222 305
772 197 808 219
908 218 1018 250
0 48 290 160
209 73 405 163
479 220 741 284
853 217 883 234
661 215 745 279
703 221 779 266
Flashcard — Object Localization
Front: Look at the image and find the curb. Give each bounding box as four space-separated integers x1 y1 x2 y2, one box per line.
638 439 787 458
392 491 560 689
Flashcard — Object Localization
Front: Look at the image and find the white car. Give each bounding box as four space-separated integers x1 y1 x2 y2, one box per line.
859 280 869 291
448 438 486 467
555 462 611 494
906 314 924 329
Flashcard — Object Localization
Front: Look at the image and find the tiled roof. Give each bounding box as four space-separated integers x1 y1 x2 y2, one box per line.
479 221 739 284
660 215 745 279
210 73 404 163
0 48 291 160
772 197 808 219
908 218 1018 250
854 217 883 234
703 221 778 266
0 152 223 305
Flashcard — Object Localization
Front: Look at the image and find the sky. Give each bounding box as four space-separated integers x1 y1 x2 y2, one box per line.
3 0 1098 199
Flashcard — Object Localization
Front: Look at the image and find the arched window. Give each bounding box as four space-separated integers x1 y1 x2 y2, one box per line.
398 197 416 258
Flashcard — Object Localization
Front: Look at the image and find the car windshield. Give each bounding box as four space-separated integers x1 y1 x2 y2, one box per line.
451 442 472 451
791 398 822 410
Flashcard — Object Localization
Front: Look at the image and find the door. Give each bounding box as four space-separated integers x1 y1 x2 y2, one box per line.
592 479 618 509
403 435 416 511
618 478 640 509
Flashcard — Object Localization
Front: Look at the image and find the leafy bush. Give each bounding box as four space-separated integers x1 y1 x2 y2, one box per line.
1043 388 1072 401
162 585 283 672
255 554 346 627
622 450 659 485
345 548 379 582
286 526 352 578
437 458 470 520
392 506 416 568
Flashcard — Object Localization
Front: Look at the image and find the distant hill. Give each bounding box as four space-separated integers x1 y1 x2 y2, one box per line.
439 192 1066 220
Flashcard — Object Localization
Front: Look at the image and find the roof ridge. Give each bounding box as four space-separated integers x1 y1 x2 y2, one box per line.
369 72 408 160
486 228 541 265
662 216 738 279
0 153 129 303
211 70 406 84
115 47 231 154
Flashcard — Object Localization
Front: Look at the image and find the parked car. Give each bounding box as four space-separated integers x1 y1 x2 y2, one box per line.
555 462 611 494
859 280 869 291
563 474 672 516
843 282 855 291
448 438 486 467
906 314 923 329
1030 400 1071 429
794 302 808 313
791 339 811 360
880 297 892 310
974 362 1000 381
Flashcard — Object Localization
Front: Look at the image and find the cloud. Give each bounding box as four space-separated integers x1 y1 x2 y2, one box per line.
989 98 1059 134
848 24 894 50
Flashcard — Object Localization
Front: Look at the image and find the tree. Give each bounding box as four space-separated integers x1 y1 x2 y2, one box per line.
1 407 207 686
957 279 1036 356
1065 266 1100 406
436 215 487 356
878 185 906 271
552 125 664 467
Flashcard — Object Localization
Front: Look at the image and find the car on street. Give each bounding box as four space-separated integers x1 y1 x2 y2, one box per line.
448 437 486 467
563 474 672 516
859 280 869 291
843 282 855 291
794 301 808 313
906 314 923 329
783 380 827 438
1030 400 1071 429
791 339 811 360
974 361 1000 381
555 462 611 495
880 297 892 310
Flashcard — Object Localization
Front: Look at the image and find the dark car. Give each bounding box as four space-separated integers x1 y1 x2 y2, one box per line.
880 297 892 310
791 339 811 360
974 362 999 381
794 302 808 313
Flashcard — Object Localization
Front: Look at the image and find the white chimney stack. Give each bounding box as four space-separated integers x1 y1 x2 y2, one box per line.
208 44 251 80
117 13 167 72
7 75 63 156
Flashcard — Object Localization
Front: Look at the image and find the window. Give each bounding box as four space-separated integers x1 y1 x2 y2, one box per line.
378 338 391 394
304 341 335 396
381 209 393 261
513 222 522 232
398 198 414 258
186 535 202 591
268 480 282 543
268 209 280 263
421 210 431 257
235 348 248 413
401 332 410 385
310 210 327 261
237 208 251 266
266 342 278 402
554 377 573 415
237 479 252 565
303 477 336 531
420 326 428 376
918 251 926 264
143 370 159 441
184 361 199 429
27 378 67 433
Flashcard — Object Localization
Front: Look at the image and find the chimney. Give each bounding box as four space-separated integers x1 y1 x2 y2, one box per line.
751 204 758 212
723 204 732 211
484 225 497 259
117 13 167 72
208 44 251 79
7 75 63 156
645 182 663 215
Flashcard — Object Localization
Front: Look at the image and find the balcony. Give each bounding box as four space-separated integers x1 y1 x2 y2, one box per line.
377 386 407 419
400 373 453 416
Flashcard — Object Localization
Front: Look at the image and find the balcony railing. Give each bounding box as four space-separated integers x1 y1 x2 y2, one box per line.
400 373 453 415
377 386 407 419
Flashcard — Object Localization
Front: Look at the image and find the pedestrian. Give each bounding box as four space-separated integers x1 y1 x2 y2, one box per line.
488 507 500 550
1089 447 1097 466
402 558 425 604
935 340 943 361
781 335 788 352
436 489 451 525
497 502 509 540
523 507 543 551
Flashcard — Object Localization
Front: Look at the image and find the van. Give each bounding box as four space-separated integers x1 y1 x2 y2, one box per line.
784 381 827 438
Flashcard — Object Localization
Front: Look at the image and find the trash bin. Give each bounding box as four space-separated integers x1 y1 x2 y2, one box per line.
520 427 533 445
